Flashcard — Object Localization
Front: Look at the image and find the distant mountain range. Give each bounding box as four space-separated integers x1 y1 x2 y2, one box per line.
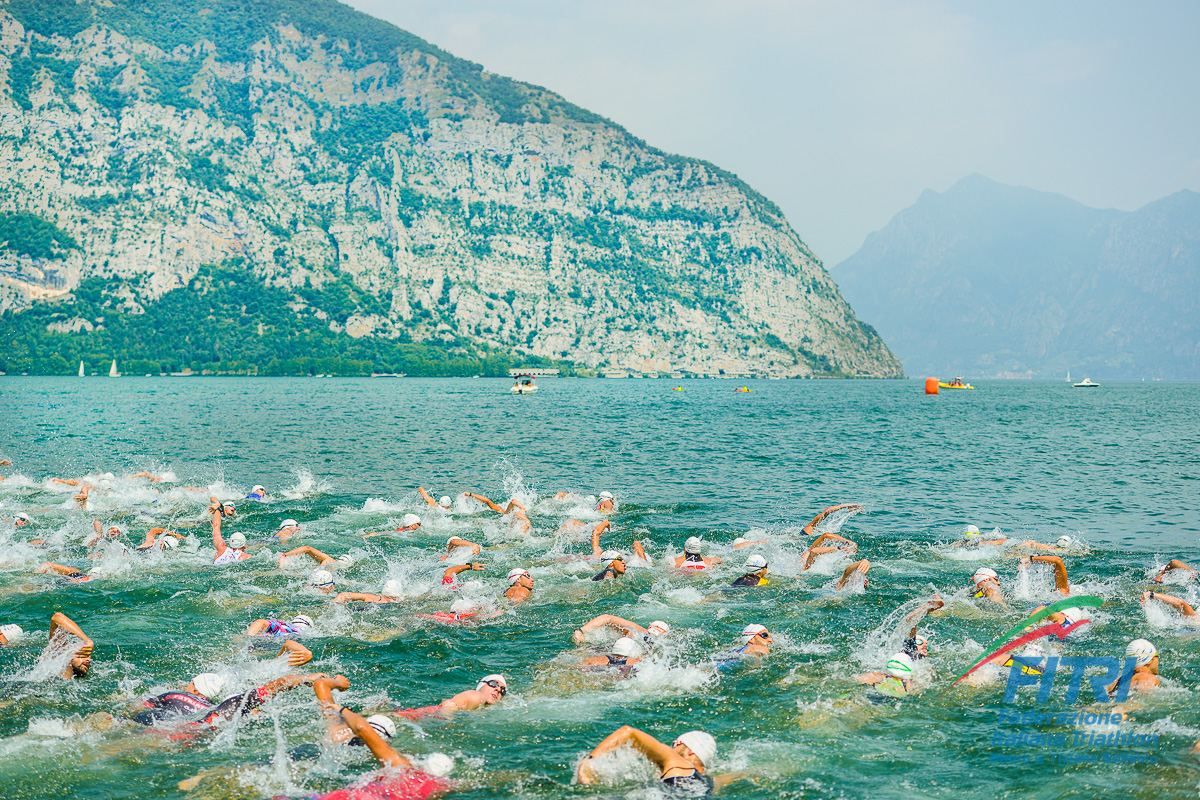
834 174 1200 379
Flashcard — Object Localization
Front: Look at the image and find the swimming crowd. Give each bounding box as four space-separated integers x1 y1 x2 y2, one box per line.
0 464 1192 797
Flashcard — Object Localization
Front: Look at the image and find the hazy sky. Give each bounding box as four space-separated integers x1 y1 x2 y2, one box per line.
346 0 1200 265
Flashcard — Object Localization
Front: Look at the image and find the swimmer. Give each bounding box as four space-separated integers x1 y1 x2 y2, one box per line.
953 525 1009 547
278 545 349 570
596 490 615 513
440 536 482 560
674 537 721 570
135 672 228 724
210 501 249 564
577 727 725 793
334 579 404 604
270 519 302 544
573 616 670 647
731 554 769 587
135 527 182 553
468 493 532 534
0 624 24 645
394 674 508 719
364 513 422 537
730 623 772 657
802 503 865 535
592 551 626 581
1018 554 1071 595
1152 559 1196 584
85 519 126 548
159 671 330 729
246 614 315 638
246 485 266 500
855 652 917 696
730 536 767 549
970 567 1006 607
581 636 642 668
418 487 456 511
312 674 397 745
308 569 337 594
504 568 534 603
41 612 93 679
835 559 870 590
35 561 93 583
12 512 30 528
801 531 857 570
307 707 447 800
1107 639 1160 695
1141 590 1198 618
443 562 485 588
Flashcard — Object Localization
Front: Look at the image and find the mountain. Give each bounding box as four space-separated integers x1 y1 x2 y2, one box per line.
834 174 1200 379
0 0 901 378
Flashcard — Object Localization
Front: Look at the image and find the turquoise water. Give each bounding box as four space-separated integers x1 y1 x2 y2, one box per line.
1 377 1199 799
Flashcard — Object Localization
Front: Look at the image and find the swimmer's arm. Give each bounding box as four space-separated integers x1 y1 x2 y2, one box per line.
439 688 486 713
1154 559 1195 583
503 498 527 514
440 537 481 560
802 503 863 535
574 615 643 643
210 506 228 553
835 559 869 590
706 555 723 566
443 563 484 582
36 562 77 577
905 593 944 636
276 639 312 666
467 493 506 514
332 592 385 603
1143 591 1197 616
49 612 93 654
277 545 334 567
52 477 81 486
340 707 411 769
313 674 351 732
632 540 649 562
130 471 162 482
245 619 271 636
418 486 440 507
581 726 686 780
1030 555 1070 594
259 672 328 702
854 671 885 685
712 771 752 790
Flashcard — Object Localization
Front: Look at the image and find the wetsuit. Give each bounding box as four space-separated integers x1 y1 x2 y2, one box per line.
606 655 629 666
662 770 714 795
261 619 300 637
731 573 768 587
213 547 248 565
680 555 707 571
135 691 214 724
315 771 447 800
591 567 619 581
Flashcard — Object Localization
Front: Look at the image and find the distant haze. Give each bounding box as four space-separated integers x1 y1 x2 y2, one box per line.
347 0 1200 265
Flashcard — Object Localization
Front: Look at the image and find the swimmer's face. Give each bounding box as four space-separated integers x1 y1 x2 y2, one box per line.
1146 654 1160 674
610 558 626 575
107 527 120 539
517 573 534 590
15 517 28 527
68 656 91 678
399 523 420 532
479 680 506 704
281 525 299 535
918 641 929 657
673 743 703 769
222 504 236 516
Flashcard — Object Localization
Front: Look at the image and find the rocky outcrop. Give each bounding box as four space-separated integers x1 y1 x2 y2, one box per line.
0 1 901 377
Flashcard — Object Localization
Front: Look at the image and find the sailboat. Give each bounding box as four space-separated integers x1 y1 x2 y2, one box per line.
78 361 85 377
108 360 120 378
1065 370 1071 383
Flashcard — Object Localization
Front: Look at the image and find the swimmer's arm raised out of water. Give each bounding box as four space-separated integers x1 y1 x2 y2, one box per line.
418 486 441 508
631 540 649 562
74 483 91 508
576 726 691 785
48 612 93 679
573 614 645 644
590 521 612 557
468 493 526 515
835 559 870 590
444 563 484 582
1154 559 1196 583
339 707 411 769
137 527 180 549
905 594 945 637
803 533 854 570
440 537 481 560
802 503 864 535
277 639 313 667
278 545 336 568
1023 555 1070 595
313 674 353 739
130 471 164 482
1142 591 1197 617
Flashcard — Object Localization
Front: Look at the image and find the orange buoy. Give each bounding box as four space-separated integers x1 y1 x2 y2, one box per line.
925 377 939 395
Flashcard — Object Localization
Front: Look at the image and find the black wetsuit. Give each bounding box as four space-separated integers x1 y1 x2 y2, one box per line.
606 655 629 666
591 567 619 581
134 686 269 726
731 573 766 587
662 770 714 795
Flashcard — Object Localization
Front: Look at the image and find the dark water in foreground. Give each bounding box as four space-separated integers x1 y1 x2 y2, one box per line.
0 377 1199 799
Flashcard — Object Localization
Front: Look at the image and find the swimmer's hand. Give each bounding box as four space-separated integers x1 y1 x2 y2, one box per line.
572 628 586 645
278 639 312 667
471 563 485 571
575 756 598 785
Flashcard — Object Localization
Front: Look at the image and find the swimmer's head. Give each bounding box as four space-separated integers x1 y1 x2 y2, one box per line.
439 495 452 509
732 537 747 546
647 620 671 637
158 536 176 550
507 568 531 586
14 512 30 526
401 513 421 529
221 500 236 514
476 674 507 703
382 579 403 597
309 569 335 590
886 652 916 679
251 485 265 495
366 714 397 740
600 550 624 563
684 537 702 555
972 567 998 586
106 524 125 538
744 554 767 571
0 624 25 644
1056 535 1073 548
278 519 299 531
192 672 226 700
336 554 353 567
903 635 929 659
1126 638 1158 668
612 636 641 658
425 753 455 777
672 731 716 770
962 525 981 539
227 532 247 549
737 623 770 645
1059 607 1085 627
599 491 614 501
290 614 314 631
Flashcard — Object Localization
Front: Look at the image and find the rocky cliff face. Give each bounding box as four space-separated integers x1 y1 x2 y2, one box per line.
835 175 1200 379
0 0 901 377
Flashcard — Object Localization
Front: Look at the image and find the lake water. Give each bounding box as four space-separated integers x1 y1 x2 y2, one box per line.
1 377 1199 799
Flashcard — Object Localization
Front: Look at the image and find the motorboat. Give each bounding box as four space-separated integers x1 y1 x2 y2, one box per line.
938 377 974 389
1073 378 1100 388
511 375 537 395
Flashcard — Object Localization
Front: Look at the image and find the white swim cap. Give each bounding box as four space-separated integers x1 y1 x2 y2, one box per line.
1126 639 1157 667
310 569 334 587
732 537 747 546
227 532 247 549
1059 607 1084 626
887 652 916 678
252 485 265 494
647 620 670 636
290 614 314 630
0 624 25 643
599 490 614 500
600 550 623 562
107 524 126 536
192 672 226 700
221 500 236 509
439 496 452 508
684 537 702 555
744 554 767 570
612 636 641 657
159 536 176 550
450 598 479 614
963 525 981 537
476 673 507 692
401 513 421 527
673 731 716 768
1056 535 1072 548
507 568 529 585
366 714 397 739
738 623 768 644
383 579 402 596
279 519 299 530
425 752 455 777
14 512 30 522
972 567 998 586
336 554 353 567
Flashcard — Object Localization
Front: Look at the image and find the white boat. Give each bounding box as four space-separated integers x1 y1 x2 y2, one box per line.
1065 370 1071 383
1073 377 1100 388
78 361 85 377
510 375 537 394
108 360 120 378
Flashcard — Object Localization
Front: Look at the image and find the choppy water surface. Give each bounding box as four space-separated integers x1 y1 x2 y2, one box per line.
1 377 1199 800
